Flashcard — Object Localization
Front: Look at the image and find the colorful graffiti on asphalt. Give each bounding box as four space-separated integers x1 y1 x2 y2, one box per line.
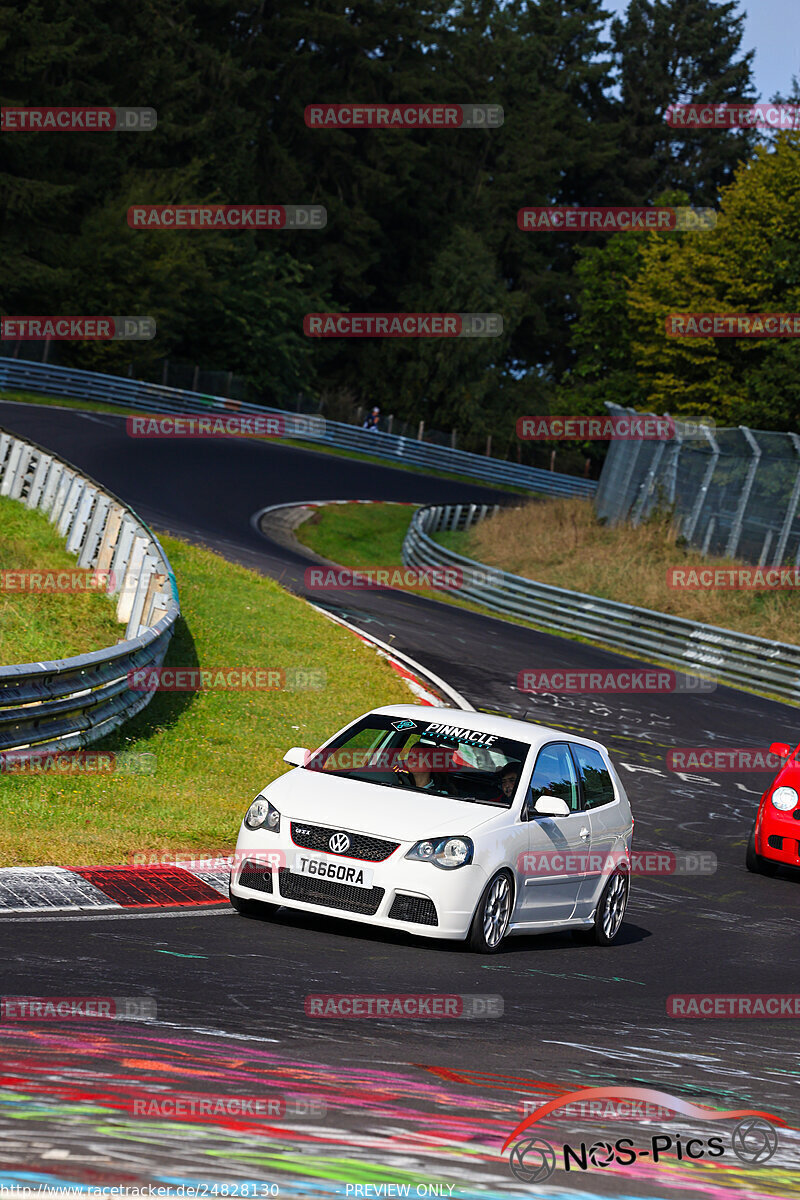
0 1025 797 1198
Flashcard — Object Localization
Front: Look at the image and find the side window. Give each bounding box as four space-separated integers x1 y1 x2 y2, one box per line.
571 745 616 810
527 743 580 814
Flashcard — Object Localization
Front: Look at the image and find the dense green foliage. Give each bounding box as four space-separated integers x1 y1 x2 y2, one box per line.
0 0 769 451
561 135 800 428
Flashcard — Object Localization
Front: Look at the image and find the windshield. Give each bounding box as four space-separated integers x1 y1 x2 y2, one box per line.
304 715 530 807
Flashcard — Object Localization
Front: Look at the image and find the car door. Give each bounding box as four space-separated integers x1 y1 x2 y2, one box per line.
569 744 627 919
518 741 590 924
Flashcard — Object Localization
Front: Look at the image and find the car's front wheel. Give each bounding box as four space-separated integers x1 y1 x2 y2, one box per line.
468 870 514 953
590 868 629 945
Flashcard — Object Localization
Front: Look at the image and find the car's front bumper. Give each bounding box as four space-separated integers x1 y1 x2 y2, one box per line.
756 807 800 867
230 827 488 940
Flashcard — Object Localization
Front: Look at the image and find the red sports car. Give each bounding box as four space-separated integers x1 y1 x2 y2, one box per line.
746 742 800 874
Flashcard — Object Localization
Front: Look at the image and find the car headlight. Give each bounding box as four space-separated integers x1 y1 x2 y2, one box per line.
771 786 798 812
406 836 474 869
244 796 281 831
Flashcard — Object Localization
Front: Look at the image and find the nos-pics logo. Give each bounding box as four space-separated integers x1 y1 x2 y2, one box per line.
503 1088 783 1183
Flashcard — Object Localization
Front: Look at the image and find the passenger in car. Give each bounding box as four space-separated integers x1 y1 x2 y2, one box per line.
494 766 520 802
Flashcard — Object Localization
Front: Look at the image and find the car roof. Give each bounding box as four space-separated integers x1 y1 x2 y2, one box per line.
370 704 610 756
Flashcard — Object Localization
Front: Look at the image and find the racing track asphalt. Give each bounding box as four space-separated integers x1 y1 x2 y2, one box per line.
1 400 800 1198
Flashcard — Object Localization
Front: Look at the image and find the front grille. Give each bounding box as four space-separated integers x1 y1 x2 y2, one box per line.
239 860 274 893
389 893 438 926
291 821 399 862
278 868 384 915
767 835 783 850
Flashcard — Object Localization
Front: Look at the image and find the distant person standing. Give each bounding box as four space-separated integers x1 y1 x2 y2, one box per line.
362 406 380 431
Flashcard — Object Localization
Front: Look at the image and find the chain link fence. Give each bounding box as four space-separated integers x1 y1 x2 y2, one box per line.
595 403 800 566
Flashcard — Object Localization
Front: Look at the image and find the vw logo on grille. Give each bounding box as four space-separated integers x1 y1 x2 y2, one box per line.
329 832 351 854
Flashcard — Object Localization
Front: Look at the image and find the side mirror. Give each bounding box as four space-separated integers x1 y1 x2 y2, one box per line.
533 794 571 818
770 742 793 761
283 746 309 767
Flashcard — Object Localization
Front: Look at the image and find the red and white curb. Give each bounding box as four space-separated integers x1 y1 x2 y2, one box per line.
0 863 230 915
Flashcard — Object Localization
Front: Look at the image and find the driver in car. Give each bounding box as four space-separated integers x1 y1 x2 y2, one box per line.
393 742 454 793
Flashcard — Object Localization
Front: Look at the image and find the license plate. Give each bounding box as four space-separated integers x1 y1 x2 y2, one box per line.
292 853 374 889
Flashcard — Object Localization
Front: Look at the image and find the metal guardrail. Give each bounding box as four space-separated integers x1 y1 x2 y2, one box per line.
0 357 596 498
403 504 800 703
0 426 180 756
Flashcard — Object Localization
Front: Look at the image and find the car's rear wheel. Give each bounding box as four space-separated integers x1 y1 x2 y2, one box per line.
590 868 629 945
746 822 776 875
229 884 282 918
468 870 513 953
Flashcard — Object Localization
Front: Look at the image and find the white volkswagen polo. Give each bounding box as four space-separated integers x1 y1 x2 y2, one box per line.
229 705 633 952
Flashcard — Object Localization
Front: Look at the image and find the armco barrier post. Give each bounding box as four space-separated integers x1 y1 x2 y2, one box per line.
681 425 719 544
773 433 800 567
725 427 760 559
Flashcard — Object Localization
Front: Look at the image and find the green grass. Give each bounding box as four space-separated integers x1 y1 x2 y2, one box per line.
436 529 473 554
0 533 413 866
0 495 122 663
294 502 471 608
0 389 529 494
296 500 535 618
0 388 140 419
295 503 415 568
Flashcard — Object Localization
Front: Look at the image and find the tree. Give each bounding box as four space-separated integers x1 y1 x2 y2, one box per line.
627 132 800 427
610 0 758 205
